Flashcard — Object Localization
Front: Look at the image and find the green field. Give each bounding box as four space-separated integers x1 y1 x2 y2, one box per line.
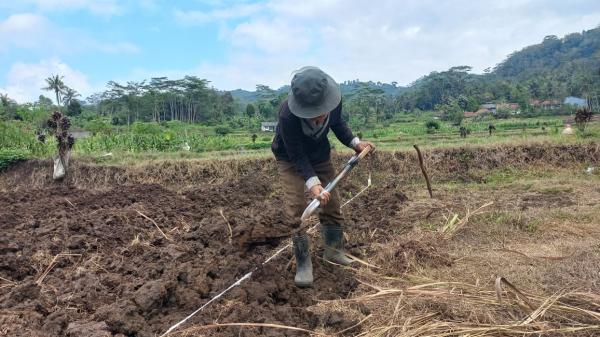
1 110 598 166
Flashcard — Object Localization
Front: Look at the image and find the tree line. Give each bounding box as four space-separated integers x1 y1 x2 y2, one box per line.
85 76 236 125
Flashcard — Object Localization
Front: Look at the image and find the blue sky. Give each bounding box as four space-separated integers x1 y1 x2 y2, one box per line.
1 0 600 102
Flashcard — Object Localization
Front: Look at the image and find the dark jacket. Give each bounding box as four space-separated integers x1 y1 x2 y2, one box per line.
271 99 355 181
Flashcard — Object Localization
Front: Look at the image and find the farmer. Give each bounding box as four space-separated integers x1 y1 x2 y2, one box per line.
271 66 374 287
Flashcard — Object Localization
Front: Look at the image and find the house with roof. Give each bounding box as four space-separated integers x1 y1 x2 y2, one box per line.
496 103 520 111
480 103 497 114
530 99 561 110
464 108 493 118
261 122 278 132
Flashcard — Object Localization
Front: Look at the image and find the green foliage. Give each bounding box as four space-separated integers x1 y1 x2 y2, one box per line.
0 121 53 156
87 118 113 135
425 119 440 133
214 126 230 136
42 74 65 106
246 103 256 117
132 122 161 135
0 149 28 171
437 98 464 125
87 76 237 125
67 100 82 116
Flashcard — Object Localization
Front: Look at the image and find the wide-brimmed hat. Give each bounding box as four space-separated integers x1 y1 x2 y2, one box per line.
288 66 341 119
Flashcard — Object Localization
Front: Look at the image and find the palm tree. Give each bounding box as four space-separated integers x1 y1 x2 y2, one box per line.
42 74 65 107
0 93 9 108
0 93 15 119
62 87 80 107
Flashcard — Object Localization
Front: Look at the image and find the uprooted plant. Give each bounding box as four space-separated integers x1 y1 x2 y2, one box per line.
574 107 594 132
44 110 75 180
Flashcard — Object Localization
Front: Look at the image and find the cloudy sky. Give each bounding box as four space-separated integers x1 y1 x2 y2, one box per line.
1 0 600 102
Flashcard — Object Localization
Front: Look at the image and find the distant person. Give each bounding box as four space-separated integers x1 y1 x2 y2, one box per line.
271 66 374 288
251 133 257 144
488 124 496 136
460 126 467 138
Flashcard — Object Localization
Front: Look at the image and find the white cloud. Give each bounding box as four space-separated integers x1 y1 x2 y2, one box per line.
0 59 94 103
227 19 311 54
0 13 139 54
0 13 53 51
19 0 124 16
176 0 600 89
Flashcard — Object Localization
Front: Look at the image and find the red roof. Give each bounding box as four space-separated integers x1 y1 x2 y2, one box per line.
541 100 560 105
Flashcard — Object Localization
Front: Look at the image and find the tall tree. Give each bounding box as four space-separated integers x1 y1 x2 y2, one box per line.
42 74 66 106
246 103 256 117
62 87 80 107
0 93 12 119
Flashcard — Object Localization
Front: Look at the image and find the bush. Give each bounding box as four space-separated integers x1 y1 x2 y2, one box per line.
215 126 230 136
132 122 161 135
67 100 82 116
0 149 28 171
425 120 440 131
87 118 113 135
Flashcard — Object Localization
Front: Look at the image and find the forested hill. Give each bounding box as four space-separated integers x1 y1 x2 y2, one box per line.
231 80 405 104
493 27 600 83
391 26 600 113
233 26 600 108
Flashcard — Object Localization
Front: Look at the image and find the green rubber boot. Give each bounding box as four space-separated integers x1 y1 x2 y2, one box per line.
293 233 313 288
322 225 354 265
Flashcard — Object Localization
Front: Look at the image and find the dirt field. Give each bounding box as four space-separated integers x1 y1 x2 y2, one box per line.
1 143 599 337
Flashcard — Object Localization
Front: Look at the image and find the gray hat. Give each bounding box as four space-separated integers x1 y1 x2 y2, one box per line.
288 66 341 119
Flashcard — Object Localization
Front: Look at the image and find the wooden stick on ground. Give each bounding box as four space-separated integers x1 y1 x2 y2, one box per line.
219 209 233 244
36 253 82 286
135 210 172 241
413 144 433 198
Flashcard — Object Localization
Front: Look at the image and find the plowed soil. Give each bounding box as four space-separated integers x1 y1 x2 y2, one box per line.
2 143 599 337
0 169 408 337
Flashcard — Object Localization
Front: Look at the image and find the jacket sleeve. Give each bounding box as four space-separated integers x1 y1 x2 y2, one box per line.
329 102 356 148
280 114 318 182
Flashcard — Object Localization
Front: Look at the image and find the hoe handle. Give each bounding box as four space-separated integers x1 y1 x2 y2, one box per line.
300 145 373 221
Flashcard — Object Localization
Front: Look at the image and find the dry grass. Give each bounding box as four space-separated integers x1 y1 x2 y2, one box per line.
219 208 233 245
135 209 173 242
1 142 598 191
335 277 600 336
334 167 600 337
35 253 82 286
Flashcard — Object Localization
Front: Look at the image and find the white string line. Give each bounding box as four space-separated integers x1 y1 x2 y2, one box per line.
159 272 253 337
341 173 372 208
159 173 372 337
